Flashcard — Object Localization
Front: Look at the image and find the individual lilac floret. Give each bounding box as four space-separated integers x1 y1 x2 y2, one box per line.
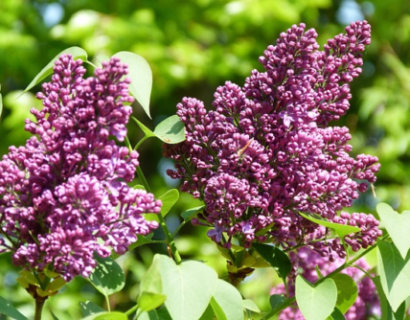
271 247 380 320
0 55 161 281
164 21 380 254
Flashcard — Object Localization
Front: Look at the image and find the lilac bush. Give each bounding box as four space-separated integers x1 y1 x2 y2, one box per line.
164 21 382 259
0 55 161 281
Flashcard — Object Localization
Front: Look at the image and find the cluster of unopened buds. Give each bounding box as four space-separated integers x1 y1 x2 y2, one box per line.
164 20 382 260
0 55 161 281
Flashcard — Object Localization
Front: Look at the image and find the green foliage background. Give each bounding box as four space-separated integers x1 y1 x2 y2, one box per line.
0 0 409 319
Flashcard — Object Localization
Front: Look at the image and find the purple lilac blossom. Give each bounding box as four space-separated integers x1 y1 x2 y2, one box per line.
0 55 161 281
271 247 380 320
163 21 381 257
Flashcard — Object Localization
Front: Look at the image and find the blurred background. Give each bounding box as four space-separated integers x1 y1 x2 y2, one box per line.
0 0 409 319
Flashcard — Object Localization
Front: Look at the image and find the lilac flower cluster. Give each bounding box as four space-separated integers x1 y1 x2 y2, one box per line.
164 21 381 256
271 247 380 320
0 55 161 281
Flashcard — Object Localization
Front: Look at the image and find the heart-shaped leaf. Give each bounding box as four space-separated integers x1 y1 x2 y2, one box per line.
159 189 179 217
24 47 88 94
252 243 291 280
295 276 337 320
377 240 410 311
153 254 218 320
79 301 105 317
299 212 361 240
0 296 28 320
113 52 153 118
89 255 125 297
377 203 410 259
242 299 261 314
330 274 358 314
209 280 243 320
153 115 186 144
373 276 406 320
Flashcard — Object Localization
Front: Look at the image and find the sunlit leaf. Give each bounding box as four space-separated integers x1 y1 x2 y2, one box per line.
81 312 127 320
132 117 156 138
113 52 153 118
209 280 243 320
373 276 406 320
242 299 261 314
295 276 337 320
377 203 410 259
24 47 88 93
330 274 358 314
89 255 125 297
159 189 179 217
153 115 185 144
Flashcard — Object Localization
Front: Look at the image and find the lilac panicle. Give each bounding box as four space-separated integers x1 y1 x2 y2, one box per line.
0 55 161 281
271 247 380 320
164 20 381 257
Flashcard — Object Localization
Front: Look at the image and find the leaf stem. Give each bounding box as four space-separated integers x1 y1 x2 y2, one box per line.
34 299 45 320
105 295 111 312
124 304 139 317
136 166 182 264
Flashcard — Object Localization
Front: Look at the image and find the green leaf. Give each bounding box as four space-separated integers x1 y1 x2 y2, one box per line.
138 308 172 320
113 52 152 118
377 203 410 259
299 211 361 240
329 307 345 320
181 205 205 222
377 240 410 312
139 293 167 312
89 255 125 297
199 304 215 320
242 299 261 314
153 115 186 144
209 280 243 320
79 301 105 317
295 276 337 320
330 274 358 314
50 311 60 320
24 47 88 94
159 189 179 217
132 117 156 138
153 254 218 320
0 91 3 118
252 243 291 280
269 294 288 315
373 276 406 320
81 312 127 320
0 296 28 320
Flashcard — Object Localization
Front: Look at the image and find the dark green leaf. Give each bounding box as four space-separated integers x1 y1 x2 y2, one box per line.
209 279 243 320
24 47 88 93
138 308 172 320
331 274 358 314
89 255 125 297
329 307 345 320
181 206 205 222
252 243 291 280
377 240 410 312
269 294 288 315
159 189 179 217
377 203 410 259
0 296 28 320
299 212 360 240
295 276 337 320
153 115 186 144
113 52 152 118
198 304 215 320
79 301 105 317
50 311 60 320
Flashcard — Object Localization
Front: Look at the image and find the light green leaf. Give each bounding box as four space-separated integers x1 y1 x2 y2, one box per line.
153 254 218 320
0 91 3 118
373 276 406 320
299 212 361 240
139 293 167 312
181 206 205 222
377 240 410 312
81 311 127 320
79 301 105 317
209 280 243 320
113 52 152 118
295 276 337 320
331 274 358 314
242 299 261 314
252 243 291 280
0 296 28 320
50 311 60 320
24 47 88 93
89 256 125 297
132 117 156 138
159 189 179 217
153 115 186 144
377 203 410 259
138 308 172 320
